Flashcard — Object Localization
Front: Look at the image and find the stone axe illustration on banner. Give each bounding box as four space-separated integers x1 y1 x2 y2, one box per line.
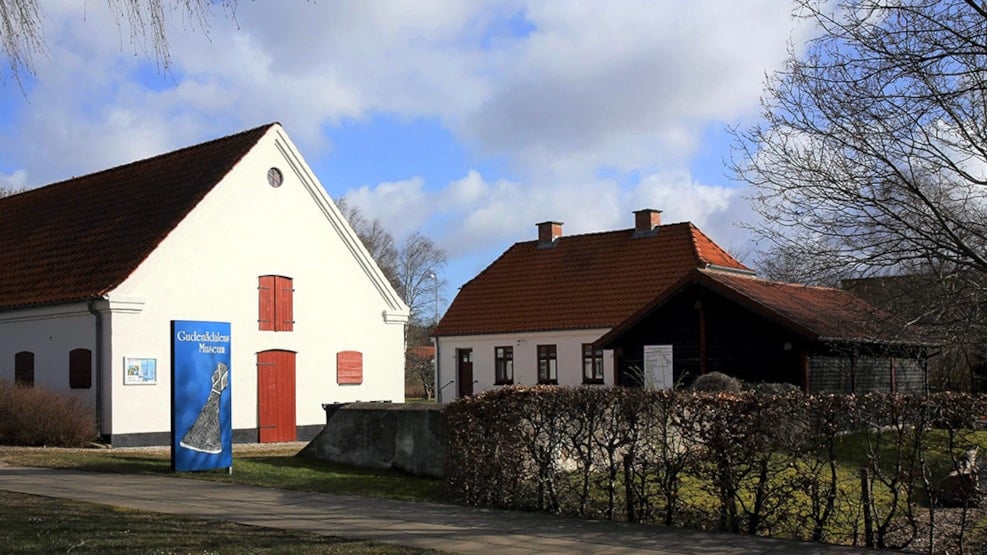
180 362 229 454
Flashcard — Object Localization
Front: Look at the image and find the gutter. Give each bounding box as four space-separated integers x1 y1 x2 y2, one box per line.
86 298 105 438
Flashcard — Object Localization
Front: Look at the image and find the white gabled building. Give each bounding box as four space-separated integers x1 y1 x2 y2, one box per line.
0 123 409 446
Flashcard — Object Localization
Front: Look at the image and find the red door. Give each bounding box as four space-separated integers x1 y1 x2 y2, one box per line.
257 350 296 443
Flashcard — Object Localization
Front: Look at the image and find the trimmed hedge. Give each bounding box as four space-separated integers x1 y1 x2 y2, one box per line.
0 380 97 447
445 387 987 552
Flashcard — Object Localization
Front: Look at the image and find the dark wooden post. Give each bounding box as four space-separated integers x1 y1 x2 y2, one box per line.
697 294 707 375
889 357 897 393
800 350 810 394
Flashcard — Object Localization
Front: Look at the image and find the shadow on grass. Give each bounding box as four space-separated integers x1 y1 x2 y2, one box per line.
193 455 448 503
0 490 438 554
0 447 448 504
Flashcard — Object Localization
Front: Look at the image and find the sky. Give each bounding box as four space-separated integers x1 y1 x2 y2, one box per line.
0 1 816 314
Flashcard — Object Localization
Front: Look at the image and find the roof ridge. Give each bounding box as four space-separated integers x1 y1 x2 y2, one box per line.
701 268 847 292
3 122 278 198
514 221 696 245
449 221 699 295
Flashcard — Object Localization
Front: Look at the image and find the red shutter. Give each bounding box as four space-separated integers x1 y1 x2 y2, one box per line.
69 348 92 389
336 351 363 384
258 276 275 330
276 276 294 331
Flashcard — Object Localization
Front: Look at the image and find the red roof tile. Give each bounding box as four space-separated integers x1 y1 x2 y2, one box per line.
599 269 933 347
0 124 274 310
434 223 751 336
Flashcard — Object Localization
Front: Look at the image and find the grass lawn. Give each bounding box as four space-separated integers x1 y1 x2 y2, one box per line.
0 489 441 554
0 443 450 554
0 442 446 503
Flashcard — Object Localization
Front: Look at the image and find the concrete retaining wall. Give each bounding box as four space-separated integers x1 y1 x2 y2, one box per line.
298 402 446 478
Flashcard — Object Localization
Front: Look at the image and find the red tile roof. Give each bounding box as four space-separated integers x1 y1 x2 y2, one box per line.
598 269 933 347
0 124 274 310
434 222 751 336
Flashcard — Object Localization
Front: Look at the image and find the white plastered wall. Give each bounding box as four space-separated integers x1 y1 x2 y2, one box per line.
435 328 614 402
0 303 100 408
105 125 408 437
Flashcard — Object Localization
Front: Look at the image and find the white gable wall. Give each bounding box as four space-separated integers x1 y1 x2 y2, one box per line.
99 126 407 441
435 328 614 403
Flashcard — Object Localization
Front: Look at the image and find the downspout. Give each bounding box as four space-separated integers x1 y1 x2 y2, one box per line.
87 299 104 438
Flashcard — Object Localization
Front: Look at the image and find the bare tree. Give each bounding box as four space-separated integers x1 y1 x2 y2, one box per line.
734 0 987 390
395 232 447 399
395 232 446 326
336 197 447 399
335 196 400 288
734 0 987 281
405 323 437 399
0 0 236 84
0 184 23 198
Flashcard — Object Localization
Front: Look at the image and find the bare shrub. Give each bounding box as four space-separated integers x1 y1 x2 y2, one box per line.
0 381 96 447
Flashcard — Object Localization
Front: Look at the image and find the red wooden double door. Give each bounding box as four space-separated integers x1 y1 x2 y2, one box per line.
257 350 296 443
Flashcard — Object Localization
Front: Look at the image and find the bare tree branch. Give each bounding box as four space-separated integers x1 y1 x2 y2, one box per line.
0 0 237 84
735 0 987 389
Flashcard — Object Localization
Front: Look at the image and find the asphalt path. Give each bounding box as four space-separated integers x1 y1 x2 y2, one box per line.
0 466 868 554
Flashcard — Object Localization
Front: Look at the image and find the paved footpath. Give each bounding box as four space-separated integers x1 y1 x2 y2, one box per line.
0 466 866 554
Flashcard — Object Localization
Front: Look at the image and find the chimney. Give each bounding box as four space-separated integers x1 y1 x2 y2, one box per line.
537 221 563 248
633 209 662 237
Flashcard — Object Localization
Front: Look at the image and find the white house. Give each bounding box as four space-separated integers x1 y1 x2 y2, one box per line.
432 210 753 401
0 123 409 446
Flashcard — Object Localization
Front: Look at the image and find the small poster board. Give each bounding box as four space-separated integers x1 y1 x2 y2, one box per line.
124 357 157 385
643 345 674 389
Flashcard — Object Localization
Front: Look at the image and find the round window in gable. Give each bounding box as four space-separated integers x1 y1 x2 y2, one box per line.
267 167 283 188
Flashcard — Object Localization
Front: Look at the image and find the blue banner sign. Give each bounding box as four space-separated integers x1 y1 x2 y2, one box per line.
171 320 232 472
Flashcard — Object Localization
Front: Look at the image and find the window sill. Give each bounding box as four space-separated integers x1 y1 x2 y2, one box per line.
537 381 559 386
494 381 514 386
582 380 605 385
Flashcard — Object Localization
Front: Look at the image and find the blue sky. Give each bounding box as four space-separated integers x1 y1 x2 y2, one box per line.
0 1 814 313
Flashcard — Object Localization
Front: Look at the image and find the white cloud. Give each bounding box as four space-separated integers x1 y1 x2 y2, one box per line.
458 0 812 177
346 166 756 286
0 0 808 284
344 176 430 239
4 1 811 184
